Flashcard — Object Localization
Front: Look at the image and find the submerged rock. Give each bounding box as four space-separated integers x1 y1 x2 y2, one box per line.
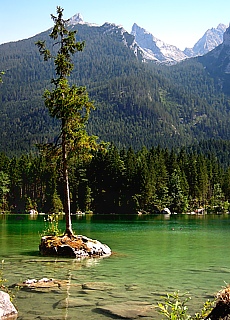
54 297 94 309
12 279 70 293
39 234 111 258
82 282 115 291
0 290 18 319
95 301 155 319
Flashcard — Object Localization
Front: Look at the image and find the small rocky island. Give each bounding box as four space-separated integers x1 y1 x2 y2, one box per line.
39 234 112 258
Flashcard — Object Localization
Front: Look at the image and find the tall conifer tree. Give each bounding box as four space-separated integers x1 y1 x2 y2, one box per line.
36 7 98 236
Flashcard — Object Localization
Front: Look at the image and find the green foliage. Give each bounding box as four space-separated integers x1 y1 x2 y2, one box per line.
2 140 230 214
169 169 189 213
210 183 225 209
35 6 98 161
0 260 7 289
157 291 215 320
50 193 63 214
194 299 215 320
42 213 63 236
0 260 16 303
0 71 4 83
25 197 37 212
157 291 191 320
0 171 10 211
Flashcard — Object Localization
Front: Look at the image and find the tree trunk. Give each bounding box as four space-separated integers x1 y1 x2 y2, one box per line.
62 125 73 237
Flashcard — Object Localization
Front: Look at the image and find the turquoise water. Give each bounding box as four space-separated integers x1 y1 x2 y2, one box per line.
1 213 230 319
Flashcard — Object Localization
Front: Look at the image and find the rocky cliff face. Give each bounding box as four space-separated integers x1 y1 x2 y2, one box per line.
131 23 187 64
100 22 143 60
197 25 230 94
132 22 227 64
184 23 227 57
68 13 227 65
68 13 84 25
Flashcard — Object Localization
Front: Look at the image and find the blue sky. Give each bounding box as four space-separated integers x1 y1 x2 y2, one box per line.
1 0 230 49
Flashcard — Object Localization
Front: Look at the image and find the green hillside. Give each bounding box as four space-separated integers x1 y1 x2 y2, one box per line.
1 23 230 156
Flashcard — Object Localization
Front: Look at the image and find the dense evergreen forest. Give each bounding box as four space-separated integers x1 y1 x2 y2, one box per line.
0 141 230 215
1 20 230 215
1 23 230 155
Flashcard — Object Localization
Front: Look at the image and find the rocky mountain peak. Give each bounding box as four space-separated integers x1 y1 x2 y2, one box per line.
184 23 227 57
217 23 228 32
131 22 227 64
67 13 84 26
65 15 227 65
100 22 142 60
131 23 187 64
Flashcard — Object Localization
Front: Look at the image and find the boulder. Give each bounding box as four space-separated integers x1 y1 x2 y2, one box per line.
162 208 171 214
0 291 18 319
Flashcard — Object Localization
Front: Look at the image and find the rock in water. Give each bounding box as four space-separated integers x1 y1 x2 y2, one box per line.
0 291 18 319
39 234 111 258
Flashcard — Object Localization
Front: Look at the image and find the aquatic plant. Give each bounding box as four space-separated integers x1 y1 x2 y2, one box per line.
157 291 192 319
0 260 7 290
0 260 16 303
157 291 215 320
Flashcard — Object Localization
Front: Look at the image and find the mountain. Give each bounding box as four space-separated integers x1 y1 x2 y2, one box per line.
99 22 143 60
67 13 99 28
196 24 230 95
68 15 227 64
68 13 84 25
184 23 227 57
132 22 227 64
131 23 187 63
1 15 230 156
67 15 144 61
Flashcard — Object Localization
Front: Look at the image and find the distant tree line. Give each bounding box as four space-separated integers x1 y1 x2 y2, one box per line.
0 141 230 214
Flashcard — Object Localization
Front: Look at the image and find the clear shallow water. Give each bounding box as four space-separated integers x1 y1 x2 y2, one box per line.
1 213 230 319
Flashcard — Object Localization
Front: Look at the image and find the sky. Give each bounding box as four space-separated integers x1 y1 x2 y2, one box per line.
1 0 230 50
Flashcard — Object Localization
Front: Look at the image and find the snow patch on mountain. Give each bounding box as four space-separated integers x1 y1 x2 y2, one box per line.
184 23 227 57
131 22 227 64
67 13 98 27
68 13 84 25
197 25 230 77
131 23 187 64
67 14 227 65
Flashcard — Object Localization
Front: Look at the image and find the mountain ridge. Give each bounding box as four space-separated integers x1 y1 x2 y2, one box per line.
131 23 187 63
185 23 227 57
131 22 227 63
1 16 230 156
66 13 227 64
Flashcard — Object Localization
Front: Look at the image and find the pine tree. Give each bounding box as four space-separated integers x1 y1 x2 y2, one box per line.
169 168 189 213
36 7 98 236
0 171 10 211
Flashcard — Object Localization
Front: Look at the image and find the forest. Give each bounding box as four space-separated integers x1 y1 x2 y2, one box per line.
1 22 230 156
0 140 230 215
1 13 230 216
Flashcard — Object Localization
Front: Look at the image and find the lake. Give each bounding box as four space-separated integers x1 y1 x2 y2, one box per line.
0 213 230 319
